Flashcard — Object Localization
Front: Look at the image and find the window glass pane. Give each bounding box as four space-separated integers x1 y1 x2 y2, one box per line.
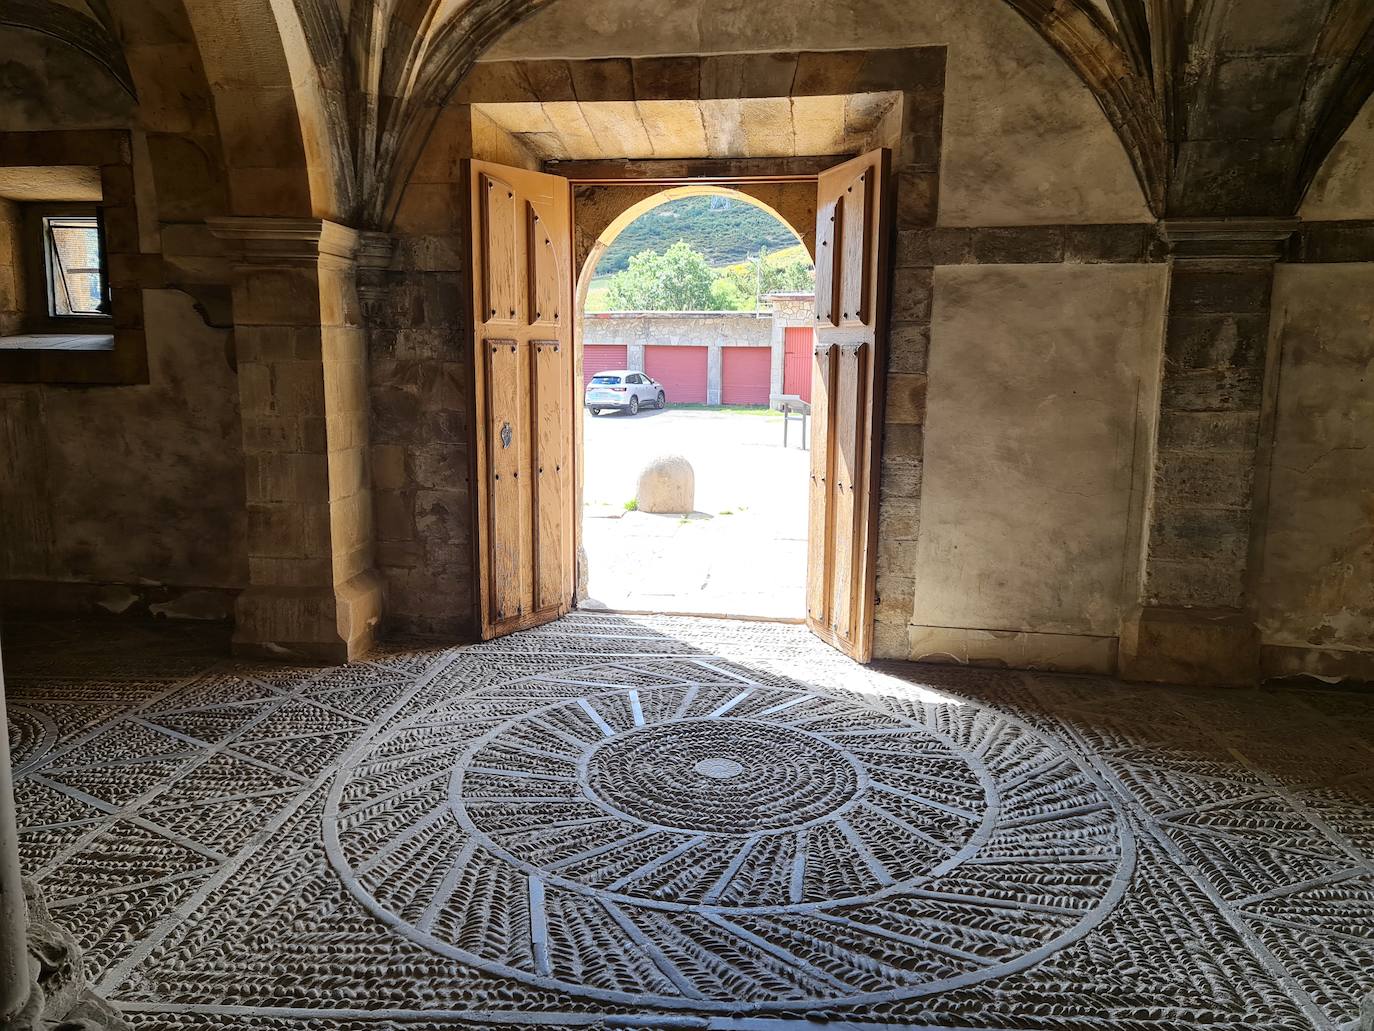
46 217 104 317
591 375 621 385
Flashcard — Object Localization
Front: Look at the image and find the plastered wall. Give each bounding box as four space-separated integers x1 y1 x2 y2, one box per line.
1301 94 1374 221
890 264 1166 670
1258 264 1374 678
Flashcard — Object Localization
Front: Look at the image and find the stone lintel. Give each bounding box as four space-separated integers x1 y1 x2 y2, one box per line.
1162 217 1299 261
1118 605 1260 686
206 217 362 269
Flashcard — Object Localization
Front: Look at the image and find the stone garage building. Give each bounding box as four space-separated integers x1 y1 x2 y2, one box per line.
582 293 815 408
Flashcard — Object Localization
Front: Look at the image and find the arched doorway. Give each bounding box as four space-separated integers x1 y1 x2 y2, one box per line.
571 186 816 620
463 145 896 660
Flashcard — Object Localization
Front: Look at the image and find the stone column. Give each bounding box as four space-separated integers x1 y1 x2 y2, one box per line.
0 648 28 1022
1119 218 1296 685
209 218 384 663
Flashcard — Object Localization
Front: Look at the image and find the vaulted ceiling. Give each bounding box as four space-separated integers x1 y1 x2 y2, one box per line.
6 0 1374 227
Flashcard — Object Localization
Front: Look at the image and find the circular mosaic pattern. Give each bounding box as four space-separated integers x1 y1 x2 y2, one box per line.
325 659 1132 1012
7 703 56 776
578 717 866 833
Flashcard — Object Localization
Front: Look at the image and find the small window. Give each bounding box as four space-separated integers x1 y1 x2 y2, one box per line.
43 215 106 318
627 374 642 384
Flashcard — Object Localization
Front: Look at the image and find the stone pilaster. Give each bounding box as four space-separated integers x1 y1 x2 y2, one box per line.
209 217 383 663
1120 218 1296 685
872 73 942 659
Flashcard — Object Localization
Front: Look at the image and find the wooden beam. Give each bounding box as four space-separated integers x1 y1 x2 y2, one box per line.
544 156 848 184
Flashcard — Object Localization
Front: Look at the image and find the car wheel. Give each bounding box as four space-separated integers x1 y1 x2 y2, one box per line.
628 396 640 416
656 391 665 409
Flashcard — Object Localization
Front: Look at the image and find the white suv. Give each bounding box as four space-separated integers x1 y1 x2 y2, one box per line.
585 370 666 416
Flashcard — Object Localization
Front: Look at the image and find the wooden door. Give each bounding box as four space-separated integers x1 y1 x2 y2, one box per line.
467 160 575 639
807 149 894 662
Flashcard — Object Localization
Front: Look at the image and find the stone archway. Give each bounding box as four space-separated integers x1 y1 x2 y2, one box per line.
574 183 814 315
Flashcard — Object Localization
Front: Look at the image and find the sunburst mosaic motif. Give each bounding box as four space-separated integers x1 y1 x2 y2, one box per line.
326 662 1129 1011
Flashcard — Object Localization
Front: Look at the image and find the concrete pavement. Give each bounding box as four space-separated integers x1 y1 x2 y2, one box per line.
581 407 807 619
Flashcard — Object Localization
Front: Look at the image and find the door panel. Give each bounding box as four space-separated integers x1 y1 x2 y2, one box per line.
807 342 836 626
533 340 569 613
484 338 526 624
807 149 893 662
481 182 520 324
469 161 575 639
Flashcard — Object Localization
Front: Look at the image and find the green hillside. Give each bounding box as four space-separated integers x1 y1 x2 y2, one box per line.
595 196 801 276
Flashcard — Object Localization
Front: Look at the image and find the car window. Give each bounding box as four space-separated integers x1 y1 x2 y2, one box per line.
627 374 642 384
590 375 621 385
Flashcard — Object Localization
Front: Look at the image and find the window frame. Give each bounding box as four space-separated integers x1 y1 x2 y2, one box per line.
0 130 148 386
23 202 113 332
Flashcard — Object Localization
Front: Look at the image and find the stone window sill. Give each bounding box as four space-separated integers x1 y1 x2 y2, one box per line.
0 328 146 385
0 333 115 351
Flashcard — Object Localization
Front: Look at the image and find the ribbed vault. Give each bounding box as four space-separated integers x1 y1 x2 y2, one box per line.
17 0 1374 222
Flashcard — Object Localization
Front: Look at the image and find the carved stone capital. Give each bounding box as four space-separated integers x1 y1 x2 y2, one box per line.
205 217 362 271
1161 217 1299 262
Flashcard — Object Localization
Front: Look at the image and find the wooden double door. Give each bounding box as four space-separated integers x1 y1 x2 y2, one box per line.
466 151 894 661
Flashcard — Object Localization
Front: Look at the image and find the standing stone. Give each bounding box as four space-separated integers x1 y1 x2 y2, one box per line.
636 456 695 513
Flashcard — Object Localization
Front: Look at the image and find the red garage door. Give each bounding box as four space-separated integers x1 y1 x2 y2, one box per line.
645 345 707 404
721 347 771 405
783 326 813 403
583 344 628 387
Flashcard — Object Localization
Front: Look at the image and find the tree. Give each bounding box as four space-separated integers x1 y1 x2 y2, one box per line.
718 248 817 309
605 241 717 311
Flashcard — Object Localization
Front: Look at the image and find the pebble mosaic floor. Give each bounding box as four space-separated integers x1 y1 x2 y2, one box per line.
4 614 1372 1030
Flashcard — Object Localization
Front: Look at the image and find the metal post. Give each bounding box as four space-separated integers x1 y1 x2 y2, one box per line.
0 639 32 1021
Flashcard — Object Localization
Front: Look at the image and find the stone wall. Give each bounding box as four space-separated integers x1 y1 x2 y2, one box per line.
485 0 1152 226
0 290 245 619
0 21 246 621
366 106 484 637
571 181 817 282
0 199 22 337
